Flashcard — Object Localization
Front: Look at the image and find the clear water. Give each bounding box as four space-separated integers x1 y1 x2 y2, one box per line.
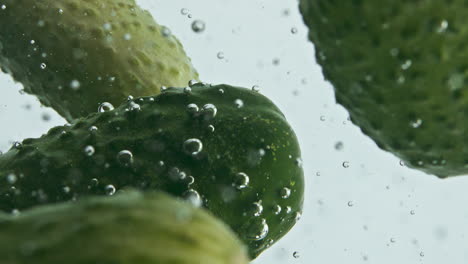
0 0 466 263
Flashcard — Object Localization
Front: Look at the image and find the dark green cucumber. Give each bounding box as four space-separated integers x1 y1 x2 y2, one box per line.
0 83 304 258
300 0 468 177
0 190 249 264
0 0 198 121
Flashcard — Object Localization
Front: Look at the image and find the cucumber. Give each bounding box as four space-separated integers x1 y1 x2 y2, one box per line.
0 0 198 121
0 83 304 258
300 0 468 177
0 190 248 264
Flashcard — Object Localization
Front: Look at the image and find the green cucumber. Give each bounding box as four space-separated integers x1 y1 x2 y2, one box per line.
0 190 249 264
300 0 468 177
0 83 304 258
0 0 198 121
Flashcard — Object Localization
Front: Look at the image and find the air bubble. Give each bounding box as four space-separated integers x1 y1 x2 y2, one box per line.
41 113 51 121
105 185 116 195
245 218 269 241
252 85 260 92
70 80 80 90
280 187 291 199
251 201 263 217
291 27 298 34
168 167 186 181
401 60 412 70
184 87 192 94
40 63 46 69
208 125 215 132
201 104 217 120
103 23 112 31
217 52 225 59
63 186 71 194
273 205 282 215
13 142 22 149
117 150 133 166
342 161 350 168
293 251 300 258
6 174 17 184
335 141 344 150
126 101 141 112
184 189 202 207
186 103 199 115
98 102 114 113
436 20 448 33
180 8 189 15
448 73 464 91
192 20 206 33
410 119 422 128
234 99 244 108
90 178 99 187
234 172 250 190
183 138 203 156
295 211 302 221
161 26 171 37
295 158 303 168
188 79 198 86
84 145 95 156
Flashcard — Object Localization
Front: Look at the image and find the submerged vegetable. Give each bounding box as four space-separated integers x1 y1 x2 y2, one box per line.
0 83 304 258
0 190 249 264
300 0 468 177
0 0 198 121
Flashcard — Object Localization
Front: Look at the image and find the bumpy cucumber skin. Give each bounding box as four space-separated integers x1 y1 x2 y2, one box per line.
0 84 304 258
0 190 249 264
0 0 198 121
300 0 468 177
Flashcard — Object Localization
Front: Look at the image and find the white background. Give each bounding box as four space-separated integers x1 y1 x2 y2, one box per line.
1 0 468 263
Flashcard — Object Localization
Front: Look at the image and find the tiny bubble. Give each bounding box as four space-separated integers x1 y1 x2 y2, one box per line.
180 8 189 15
105 185 116 195
70 80 80 90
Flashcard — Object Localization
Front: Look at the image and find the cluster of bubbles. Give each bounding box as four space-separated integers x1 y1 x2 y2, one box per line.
180 8 206 33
